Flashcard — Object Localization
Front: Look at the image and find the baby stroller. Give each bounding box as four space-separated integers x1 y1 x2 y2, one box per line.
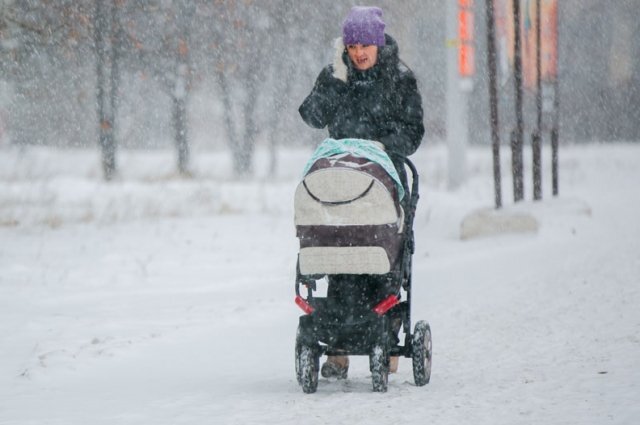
294 138 432 393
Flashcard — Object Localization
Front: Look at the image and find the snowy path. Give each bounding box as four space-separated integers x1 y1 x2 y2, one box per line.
1 144 639 424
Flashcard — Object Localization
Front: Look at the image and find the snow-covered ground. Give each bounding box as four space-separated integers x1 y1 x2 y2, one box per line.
1 142 639 424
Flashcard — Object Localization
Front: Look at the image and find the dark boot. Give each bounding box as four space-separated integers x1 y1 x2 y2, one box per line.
321 355 349 379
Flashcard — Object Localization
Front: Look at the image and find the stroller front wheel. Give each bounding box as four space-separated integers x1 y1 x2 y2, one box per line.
412 320 432 386
298 344 319 393
294 326 303 385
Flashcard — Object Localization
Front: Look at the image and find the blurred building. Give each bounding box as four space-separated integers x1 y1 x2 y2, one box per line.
464 0 640 143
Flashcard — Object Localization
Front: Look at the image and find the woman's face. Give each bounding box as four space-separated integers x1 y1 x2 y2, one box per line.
346 44 378 71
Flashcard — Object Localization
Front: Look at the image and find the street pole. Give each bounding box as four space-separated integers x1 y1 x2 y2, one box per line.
511 0 525 202
446 0 468 190
551 1 560 196
532 0 543 200
485 0 502 209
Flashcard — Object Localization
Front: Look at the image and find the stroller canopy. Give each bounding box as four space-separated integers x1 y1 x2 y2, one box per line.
302 138 405 200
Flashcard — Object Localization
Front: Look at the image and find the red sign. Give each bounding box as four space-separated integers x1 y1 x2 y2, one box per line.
458 0 475 77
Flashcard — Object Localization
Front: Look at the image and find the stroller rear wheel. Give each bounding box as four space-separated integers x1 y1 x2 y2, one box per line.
369 344 389 392
411 320 432 386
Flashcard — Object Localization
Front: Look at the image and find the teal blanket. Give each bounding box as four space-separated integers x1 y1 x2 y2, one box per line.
302 138 404 200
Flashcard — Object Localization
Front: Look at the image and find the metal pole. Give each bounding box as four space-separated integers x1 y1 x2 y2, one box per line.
551 84 559 195
512 0 524 202
551 2 560 196
446 0 468 190
532 0 543 200
486 0 502 209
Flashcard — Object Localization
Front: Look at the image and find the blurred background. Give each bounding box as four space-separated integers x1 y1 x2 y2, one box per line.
0 0 638 178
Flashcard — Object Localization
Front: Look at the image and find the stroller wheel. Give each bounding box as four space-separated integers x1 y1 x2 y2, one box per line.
294 326 302 385
298 344 319 393
412 320 432 386
369 344 389 392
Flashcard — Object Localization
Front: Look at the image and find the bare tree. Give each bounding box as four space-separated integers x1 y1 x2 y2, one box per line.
213 1 266 176
170 2 195 174
1 0 95 148
95 0 120 180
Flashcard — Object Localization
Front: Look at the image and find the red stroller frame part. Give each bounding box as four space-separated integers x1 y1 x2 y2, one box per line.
373 295 400 316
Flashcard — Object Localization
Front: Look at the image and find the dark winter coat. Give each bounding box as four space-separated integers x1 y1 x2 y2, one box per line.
299 34 425 187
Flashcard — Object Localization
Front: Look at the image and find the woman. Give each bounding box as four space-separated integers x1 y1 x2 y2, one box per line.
299 6 424 192
298 6 425 380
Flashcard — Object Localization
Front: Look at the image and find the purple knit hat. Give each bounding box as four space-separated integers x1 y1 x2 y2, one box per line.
342 6 386 46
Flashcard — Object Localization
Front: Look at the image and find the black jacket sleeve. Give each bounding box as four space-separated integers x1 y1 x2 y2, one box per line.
379 70 425 157
298 66 347 129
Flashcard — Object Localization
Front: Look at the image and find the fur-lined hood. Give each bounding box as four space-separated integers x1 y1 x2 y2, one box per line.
331 33 401 82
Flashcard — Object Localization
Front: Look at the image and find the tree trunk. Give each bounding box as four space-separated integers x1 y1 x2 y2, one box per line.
174 63 189 175
95 0 116 181
171 3 194 176
216 70 242 174
238 76 259 176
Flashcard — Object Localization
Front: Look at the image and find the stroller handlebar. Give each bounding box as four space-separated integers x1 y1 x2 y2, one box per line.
404 157 420 213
